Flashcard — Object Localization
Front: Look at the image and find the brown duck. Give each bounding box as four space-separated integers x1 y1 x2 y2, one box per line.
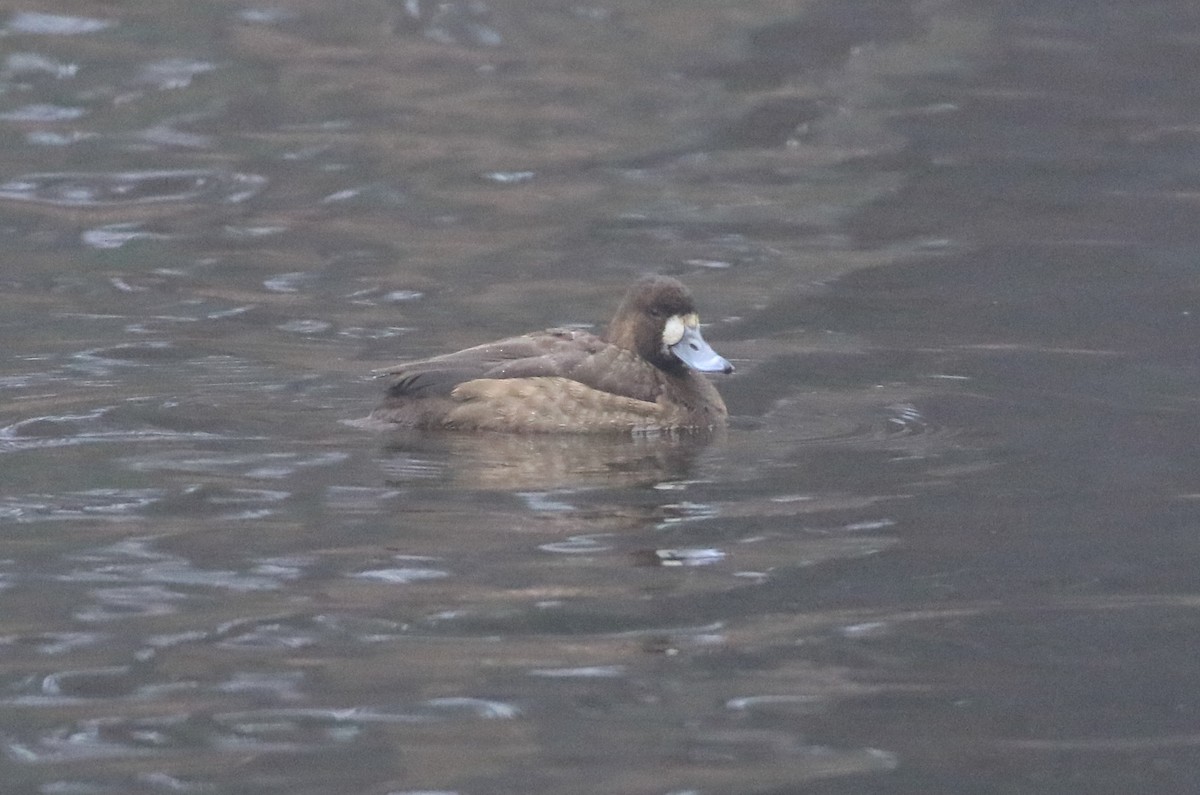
370 276 733 432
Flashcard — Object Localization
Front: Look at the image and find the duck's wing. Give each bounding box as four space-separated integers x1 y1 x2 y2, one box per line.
375 329 665 403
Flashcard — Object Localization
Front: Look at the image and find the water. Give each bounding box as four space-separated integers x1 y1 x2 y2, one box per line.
2 1 1200 793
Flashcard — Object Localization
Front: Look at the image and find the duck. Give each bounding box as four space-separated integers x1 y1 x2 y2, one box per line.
370 275 733 432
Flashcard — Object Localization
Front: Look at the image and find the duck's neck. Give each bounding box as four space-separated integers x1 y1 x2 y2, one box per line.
603 313 636 351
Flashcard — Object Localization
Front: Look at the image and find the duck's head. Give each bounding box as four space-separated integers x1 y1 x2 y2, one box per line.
606 276 733 375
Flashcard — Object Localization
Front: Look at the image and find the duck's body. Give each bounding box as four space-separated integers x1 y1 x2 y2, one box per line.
370 276 732 433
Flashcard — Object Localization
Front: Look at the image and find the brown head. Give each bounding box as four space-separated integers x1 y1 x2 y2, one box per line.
605 276 733 375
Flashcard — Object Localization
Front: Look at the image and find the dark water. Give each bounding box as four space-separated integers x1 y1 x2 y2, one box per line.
2 1 1199 793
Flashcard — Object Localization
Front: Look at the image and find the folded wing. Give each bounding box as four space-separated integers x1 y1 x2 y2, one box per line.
374 329 666 404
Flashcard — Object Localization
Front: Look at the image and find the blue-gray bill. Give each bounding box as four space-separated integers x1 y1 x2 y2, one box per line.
670 326 733 374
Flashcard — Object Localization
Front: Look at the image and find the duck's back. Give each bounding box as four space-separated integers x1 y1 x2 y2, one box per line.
370 328 725 432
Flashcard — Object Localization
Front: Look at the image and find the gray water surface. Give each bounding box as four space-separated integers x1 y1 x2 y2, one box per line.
2 2 1199 793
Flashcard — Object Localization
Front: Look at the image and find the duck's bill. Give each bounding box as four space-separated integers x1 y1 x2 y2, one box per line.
670 325 734 374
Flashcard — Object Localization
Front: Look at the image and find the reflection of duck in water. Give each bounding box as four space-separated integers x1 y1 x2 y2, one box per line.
379 427 723 492
371 276 733 432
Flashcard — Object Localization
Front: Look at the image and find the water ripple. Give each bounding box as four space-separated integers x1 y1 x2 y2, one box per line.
0 551 282 632
3 52 78 78
0 169 265 207
652 548 727 567
538 534 615 554
123 450 346 479
352 566 450 584
133 59 217 90
0 104 86 122
378 453 447 482
422 697 521 719
69 341 186 374
73 586 185 623
0 489 163 524
0 632 105 656
81 222 173 249
0 408 223 454
398 0 503 47
215 671 306 701
41 665 135 699
216 622 318 650
324 486 402 513
883 402 935 436
529 666 626 678
6 12 114 35
6 718 161 763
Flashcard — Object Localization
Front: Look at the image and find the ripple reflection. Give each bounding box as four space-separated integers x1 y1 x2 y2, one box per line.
0 169 265 207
